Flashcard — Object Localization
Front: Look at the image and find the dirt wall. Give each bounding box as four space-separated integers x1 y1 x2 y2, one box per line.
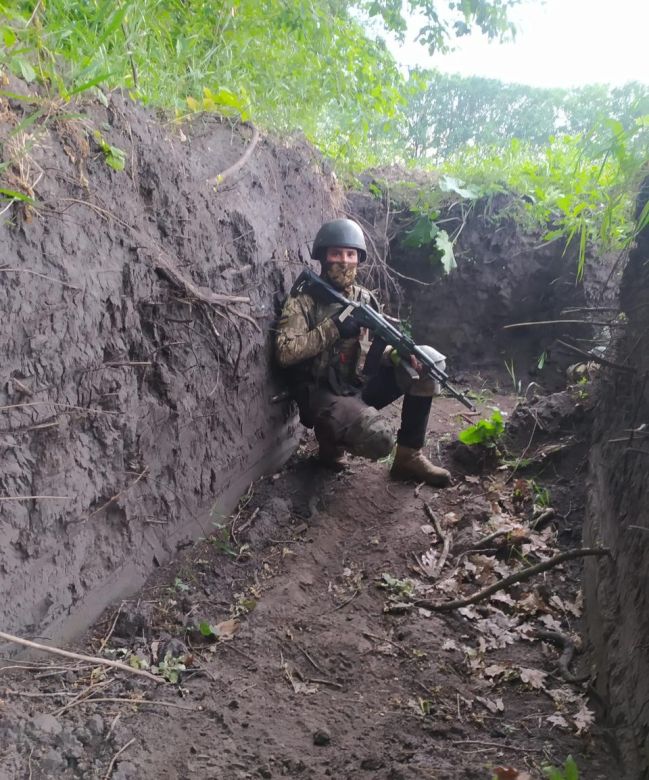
350 189 613 387
0 84 339 642
583 182 649 778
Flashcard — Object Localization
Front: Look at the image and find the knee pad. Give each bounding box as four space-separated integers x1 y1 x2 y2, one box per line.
344 407 394 460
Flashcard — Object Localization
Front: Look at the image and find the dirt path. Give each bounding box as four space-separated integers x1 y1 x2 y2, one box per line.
0 390 617 779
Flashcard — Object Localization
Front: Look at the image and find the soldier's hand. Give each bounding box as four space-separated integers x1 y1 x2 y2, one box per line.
331 309 361 339
410 355 423 375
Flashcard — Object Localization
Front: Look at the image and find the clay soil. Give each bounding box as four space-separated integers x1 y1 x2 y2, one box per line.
0 384 619 780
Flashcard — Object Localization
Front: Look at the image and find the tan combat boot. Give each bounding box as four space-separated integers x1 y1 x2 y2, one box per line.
390 444 451 487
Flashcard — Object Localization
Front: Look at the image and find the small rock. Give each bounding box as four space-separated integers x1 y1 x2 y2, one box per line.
32 714 62 736
313 729 331 746
40 748 66 773
112 761 138 780
258 766 272 778
361 756 384 771
114 602 155 638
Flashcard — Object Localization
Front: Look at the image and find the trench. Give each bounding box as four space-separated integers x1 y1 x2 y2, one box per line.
1 87 648 778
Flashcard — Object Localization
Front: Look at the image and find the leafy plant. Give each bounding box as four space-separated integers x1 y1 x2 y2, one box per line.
151 652 186 684
210 522 238 557
378 573 414 597
170 577 190 593
531 481 551 508
543 755 579 780
504 359 522 396
458 410 504 447
92 130 126 171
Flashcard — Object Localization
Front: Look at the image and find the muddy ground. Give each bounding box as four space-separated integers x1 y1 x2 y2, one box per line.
0 380 619 779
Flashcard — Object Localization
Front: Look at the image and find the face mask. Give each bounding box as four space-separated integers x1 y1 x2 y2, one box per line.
324 262 357 291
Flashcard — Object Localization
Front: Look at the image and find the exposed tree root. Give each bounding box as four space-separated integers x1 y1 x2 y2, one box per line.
207 125 260 187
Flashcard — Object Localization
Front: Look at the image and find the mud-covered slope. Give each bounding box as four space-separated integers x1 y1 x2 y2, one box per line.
583 181 649 778
0 84 339 641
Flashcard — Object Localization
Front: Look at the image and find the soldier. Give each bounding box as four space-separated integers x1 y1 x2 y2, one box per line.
275 218 451 487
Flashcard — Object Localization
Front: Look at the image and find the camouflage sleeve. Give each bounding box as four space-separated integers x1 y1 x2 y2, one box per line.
275 294 338 368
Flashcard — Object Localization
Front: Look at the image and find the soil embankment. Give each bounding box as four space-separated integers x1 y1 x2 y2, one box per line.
583 180 649 778
0 82 339 642
350 186 614 390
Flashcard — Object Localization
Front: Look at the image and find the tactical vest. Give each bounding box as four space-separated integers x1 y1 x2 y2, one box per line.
291 285 378 395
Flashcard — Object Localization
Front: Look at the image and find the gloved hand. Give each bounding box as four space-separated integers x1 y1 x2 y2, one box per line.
331 308 361 339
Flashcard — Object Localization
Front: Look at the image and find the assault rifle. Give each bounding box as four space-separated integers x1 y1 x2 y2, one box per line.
291 267 476 411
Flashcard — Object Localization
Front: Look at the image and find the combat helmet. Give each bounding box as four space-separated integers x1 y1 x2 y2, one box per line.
311 218 367 263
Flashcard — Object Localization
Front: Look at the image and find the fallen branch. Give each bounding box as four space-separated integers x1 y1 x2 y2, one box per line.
532 629 588 684
423 503 451 579
555 339 635 374
413 548 610 612
207 125 260 187
503 319 625 329
0 631 162 684
467 529 509 551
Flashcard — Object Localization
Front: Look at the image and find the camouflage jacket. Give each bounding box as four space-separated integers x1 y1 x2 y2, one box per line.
275 283 379 394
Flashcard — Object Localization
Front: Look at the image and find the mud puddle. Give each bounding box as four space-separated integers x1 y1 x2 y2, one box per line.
0 382 617 779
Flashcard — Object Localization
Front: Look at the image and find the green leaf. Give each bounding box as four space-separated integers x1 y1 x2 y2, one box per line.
16 58 36 83
93 130 126 171
198 621 215 637
439 175 479 200
105 147 126 171
403 215 439 248
2 26 16 48
0 187 34 203
458 410 504 446
564 756 579 780
434 230 457 273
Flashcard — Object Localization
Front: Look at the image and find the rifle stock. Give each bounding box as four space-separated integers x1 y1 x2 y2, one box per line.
291 268 476 411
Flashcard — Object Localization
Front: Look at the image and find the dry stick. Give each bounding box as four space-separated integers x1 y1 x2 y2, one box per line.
555 339 635 374
413 548 610 612
294 642 325 675
503 319 625 329
470 529 510 551
97 603 124 656
0 267 80 290
103 737 136 780
423 503 451 579
0 401 120 416
0 631 162 684
451 739 544 753
54 679 113 717
50 696 198 713
207 125 260 187
86 467 149 521
0 496 71 502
